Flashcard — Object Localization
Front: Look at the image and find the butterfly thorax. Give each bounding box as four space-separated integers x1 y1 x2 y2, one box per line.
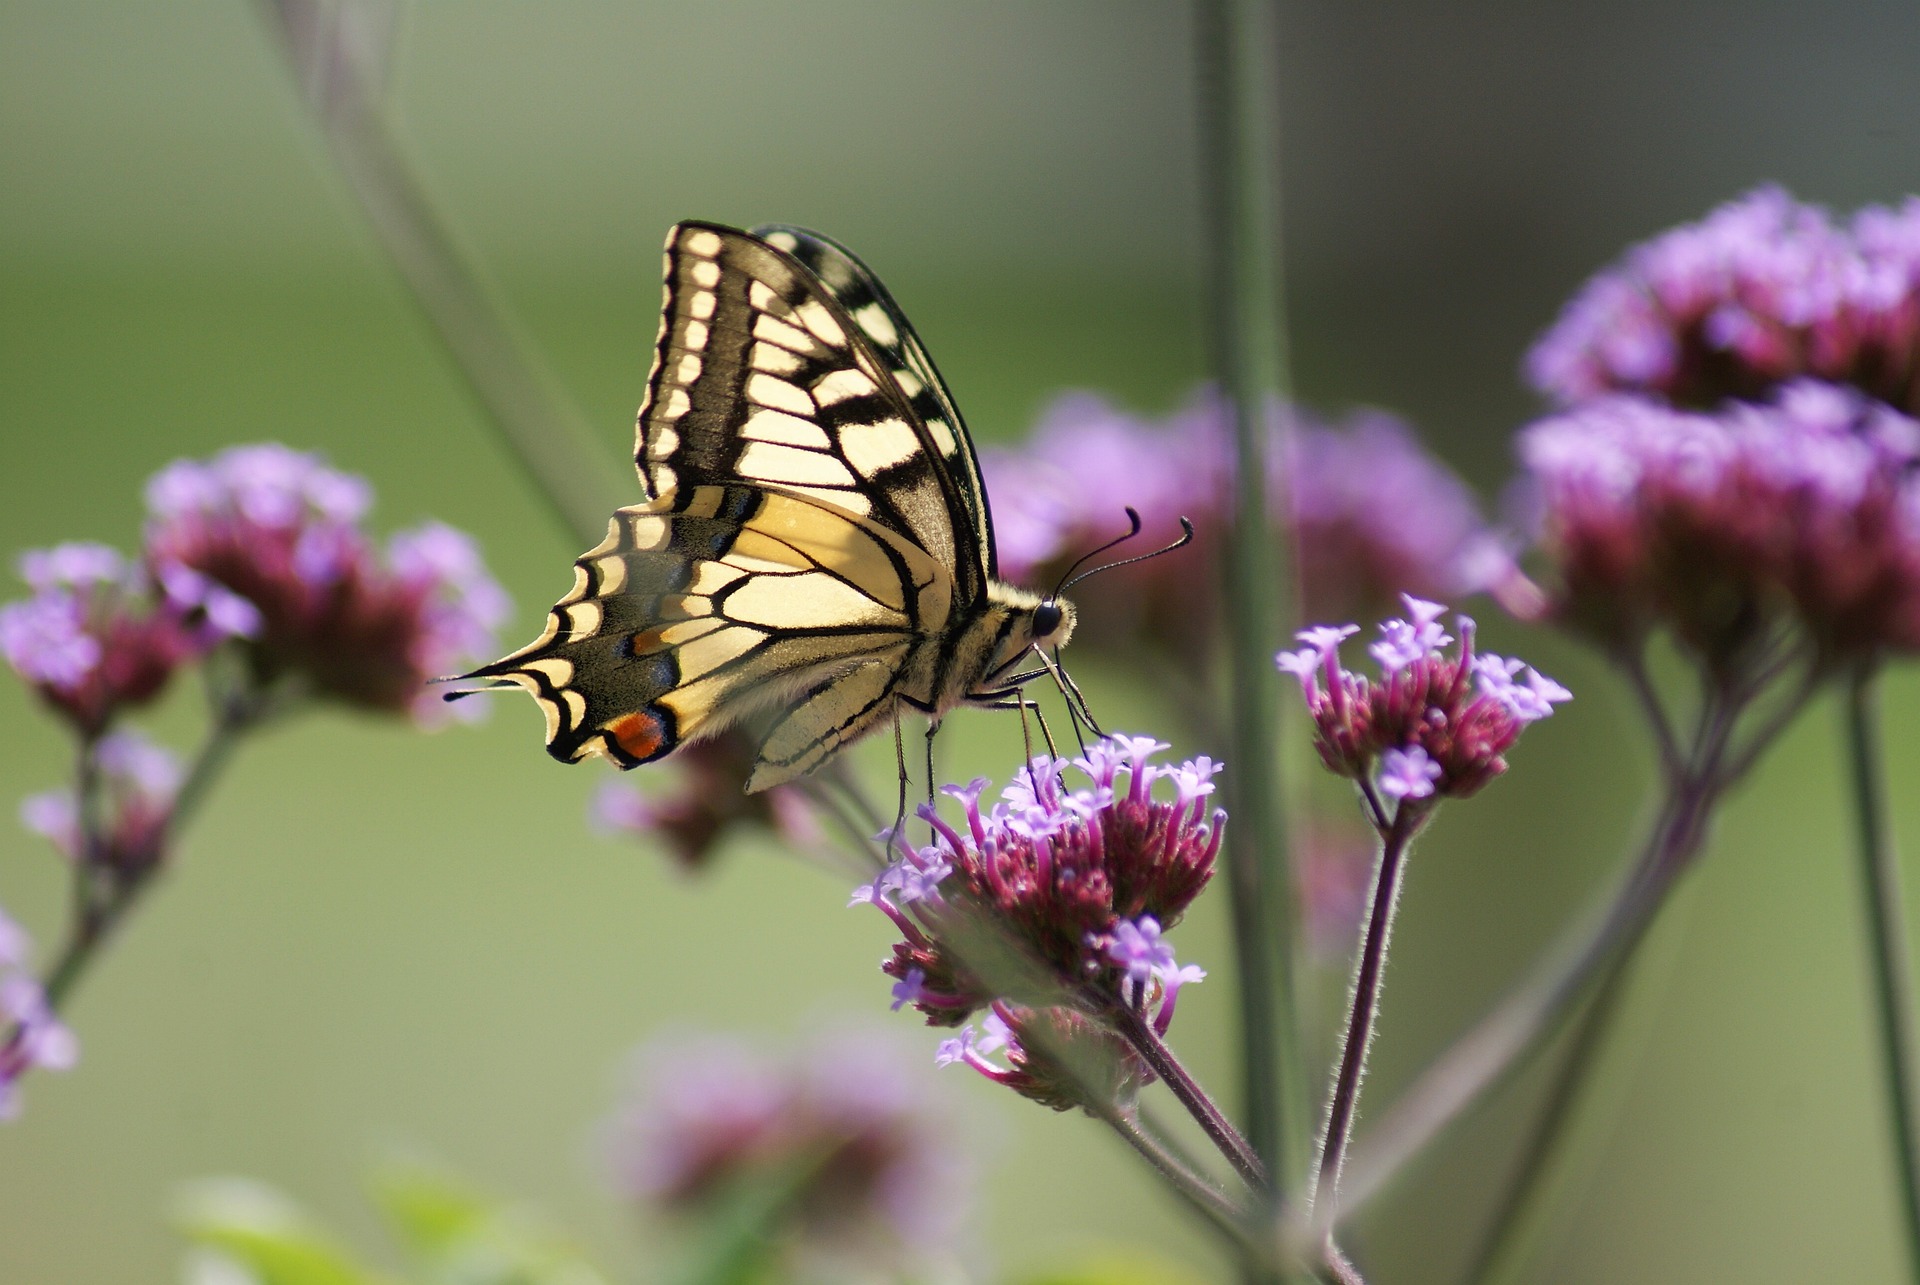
915 582 1076 714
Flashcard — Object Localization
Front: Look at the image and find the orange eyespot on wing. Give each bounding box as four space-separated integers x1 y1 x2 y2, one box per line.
607 709 670 764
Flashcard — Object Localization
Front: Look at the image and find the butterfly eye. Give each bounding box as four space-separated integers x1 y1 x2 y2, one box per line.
1032 602 1064 639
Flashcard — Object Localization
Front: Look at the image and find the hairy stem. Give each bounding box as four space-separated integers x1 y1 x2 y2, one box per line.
1330 687 1743 1220
1112 999 1267 1190
1843 666 1920 1281
1195 0 1303 1213
256 0 627 551
1312 807 1416 1230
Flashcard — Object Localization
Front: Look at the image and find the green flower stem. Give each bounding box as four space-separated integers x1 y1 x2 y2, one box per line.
256 0 628 552
1842 665 1920 1281
1195 0 1305 1211
1095 1103 1263 1254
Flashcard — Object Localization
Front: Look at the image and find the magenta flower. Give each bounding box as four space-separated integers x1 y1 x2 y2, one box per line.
1528 186 1920 415
606 1029 972 1261
591 730 818 870
143 444 508 723
981 389 1511 653
1281 604 1567 804
932 1001 1151 1113
1517 382 1920 660
18 729 182 873
853 735 1222 1029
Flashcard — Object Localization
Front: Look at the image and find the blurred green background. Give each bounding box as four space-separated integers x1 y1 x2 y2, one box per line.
6 2 1920 1282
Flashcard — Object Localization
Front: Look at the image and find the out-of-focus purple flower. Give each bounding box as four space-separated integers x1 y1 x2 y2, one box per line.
1293 820 1375 960
591 730 818 870
0 547 228 735
142 444 509 723
981 389 1512 652
0 912 78 1121
606 1028 972 1268
854 735 1222 1036
17 729 183 872
1517 382 1920 661
1281 604 1566 807
1528 187 1920 415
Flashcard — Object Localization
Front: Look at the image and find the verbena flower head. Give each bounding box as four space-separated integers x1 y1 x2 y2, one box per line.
0 542 255 734
853 735 1219 1043
607 1029 970 1265
0 908 78 1121
1528 186 1920 414
981 389 1508 652
591 730 817 870
19 728 182 873
143 445 509 722
1280 596 1568 805
1517 382 1920 663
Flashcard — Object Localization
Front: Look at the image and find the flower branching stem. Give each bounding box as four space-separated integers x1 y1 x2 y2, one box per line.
1108 997 1267 1191
1095 1102 1261 1251
1842 665 1920 1281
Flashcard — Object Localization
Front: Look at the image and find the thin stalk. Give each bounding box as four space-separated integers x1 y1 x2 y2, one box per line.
1843 666 1920 1280
1454 937 1638 1285
1095 1103 1260 1250
1195 0 1304 1207
1311 808 1417 1232
1111 999 1267 1190
257 0 627 551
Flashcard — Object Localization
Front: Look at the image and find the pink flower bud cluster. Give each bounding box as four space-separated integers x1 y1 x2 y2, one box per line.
143 444 509 723
980 389 1511 648
1520 382 1920 661
607 1030 970 1261
852 736 1221 1037
591 730 817 870
1529 187 1920 414
0 542 258 734
0 910 77 1121
1278 598 1569 806
934 1002 1153 1114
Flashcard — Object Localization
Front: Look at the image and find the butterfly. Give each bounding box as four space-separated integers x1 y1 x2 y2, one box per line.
462 221 1090 792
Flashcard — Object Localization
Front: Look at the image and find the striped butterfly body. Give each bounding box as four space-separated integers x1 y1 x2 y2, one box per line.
466 221 1076 791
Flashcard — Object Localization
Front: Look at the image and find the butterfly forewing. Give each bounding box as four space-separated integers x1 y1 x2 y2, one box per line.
636 222 988 608
753 224 998 583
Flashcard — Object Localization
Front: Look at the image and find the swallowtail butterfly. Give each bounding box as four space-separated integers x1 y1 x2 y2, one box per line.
463 222 1079 791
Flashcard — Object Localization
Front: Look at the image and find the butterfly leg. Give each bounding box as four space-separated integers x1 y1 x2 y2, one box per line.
923 718 939 821
890 705 910 858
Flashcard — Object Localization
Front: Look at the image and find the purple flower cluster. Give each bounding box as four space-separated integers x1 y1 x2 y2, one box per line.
1529 187 1920 414
980 389 1510 651
1520 382 1920 659
144 445 509 723
0 910 77 1120
1278 597 1568 808
852 736 1219 1108
607 1029 970 1262
934 1002 1156 1114
0 542 257 734
19 729 182 874
592 731 817 870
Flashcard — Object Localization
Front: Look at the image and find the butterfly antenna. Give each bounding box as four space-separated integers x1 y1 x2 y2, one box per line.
1061 516 1195 594
1048 507 1144 603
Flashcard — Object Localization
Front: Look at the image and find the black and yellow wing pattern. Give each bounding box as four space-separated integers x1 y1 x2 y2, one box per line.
465 221 1072 790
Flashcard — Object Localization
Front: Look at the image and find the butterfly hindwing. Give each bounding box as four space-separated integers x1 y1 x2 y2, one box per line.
466 483 953 769
636 222 989 608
